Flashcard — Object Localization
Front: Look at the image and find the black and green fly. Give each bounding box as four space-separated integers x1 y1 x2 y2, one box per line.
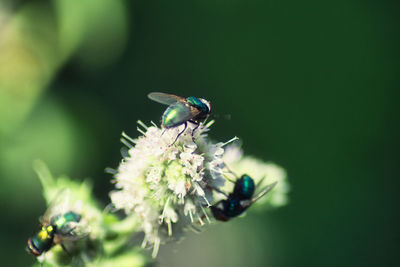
148 92 211 143
210 174 277 222
26 190 87 259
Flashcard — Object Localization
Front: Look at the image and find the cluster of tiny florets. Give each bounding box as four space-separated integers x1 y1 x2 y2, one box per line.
109 115 289 258
109 121 233 257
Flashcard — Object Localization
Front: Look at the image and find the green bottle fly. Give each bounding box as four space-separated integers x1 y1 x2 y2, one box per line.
27 211 82 256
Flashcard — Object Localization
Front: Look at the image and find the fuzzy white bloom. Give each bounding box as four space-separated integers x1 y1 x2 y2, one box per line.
222 144 289 207
109 120 235 257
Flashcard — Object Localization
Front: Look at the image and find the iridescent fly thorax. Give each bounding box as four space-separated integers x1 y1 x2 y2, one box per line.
233 174 255 200
51 211 81 229
186 96 210 113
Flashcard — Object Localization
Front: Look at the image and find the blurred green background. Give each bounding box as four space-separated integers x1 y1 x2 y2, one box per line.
0 0 399 266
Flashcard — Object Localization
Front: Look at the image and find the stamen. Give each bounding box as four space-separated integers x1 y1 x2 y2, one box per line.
222 136 239 147
159 197 170 223
122 131 137 144
205 120 215 128
137 120 148 130
167 221 172 236
141 237 148 248
224 164 239 180
152 237 160 258
137 127 146 136
105 168 117 174
189 210 194 223
197 215 204 226
202 195 211 207
120 138 133 148
200 205 211 223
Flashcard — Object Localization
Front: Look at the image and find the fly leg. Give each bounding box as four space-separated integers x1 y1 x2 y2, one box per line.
206 185 228 197
189 120 200 141
171 122 187 145
61 244 71 257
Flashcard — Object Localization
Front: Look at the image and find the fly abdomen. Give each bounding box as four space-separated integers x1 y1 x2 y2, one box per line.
26 225 55 256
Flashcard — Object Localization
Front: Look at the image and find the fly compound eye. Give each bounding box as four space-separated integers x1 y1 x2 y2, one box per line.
199 98 211 112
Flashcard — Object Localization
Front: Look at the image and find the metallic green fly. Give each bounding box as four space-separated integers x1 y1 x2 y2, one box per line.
148 92 211 143
210 174 277 222
26 190 88 259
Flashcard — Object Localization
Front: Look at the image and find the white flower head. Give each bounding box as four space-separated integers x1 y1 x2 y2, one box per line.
109 120 235 257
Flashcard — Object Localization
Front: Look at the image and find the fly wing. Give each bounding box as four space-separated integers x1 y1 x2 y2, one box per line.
240 182 278 211
251 181 278 204
240 181 278 208
54 221 89 244
58 221 89 238
148 92 185 106
41 189 70 225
